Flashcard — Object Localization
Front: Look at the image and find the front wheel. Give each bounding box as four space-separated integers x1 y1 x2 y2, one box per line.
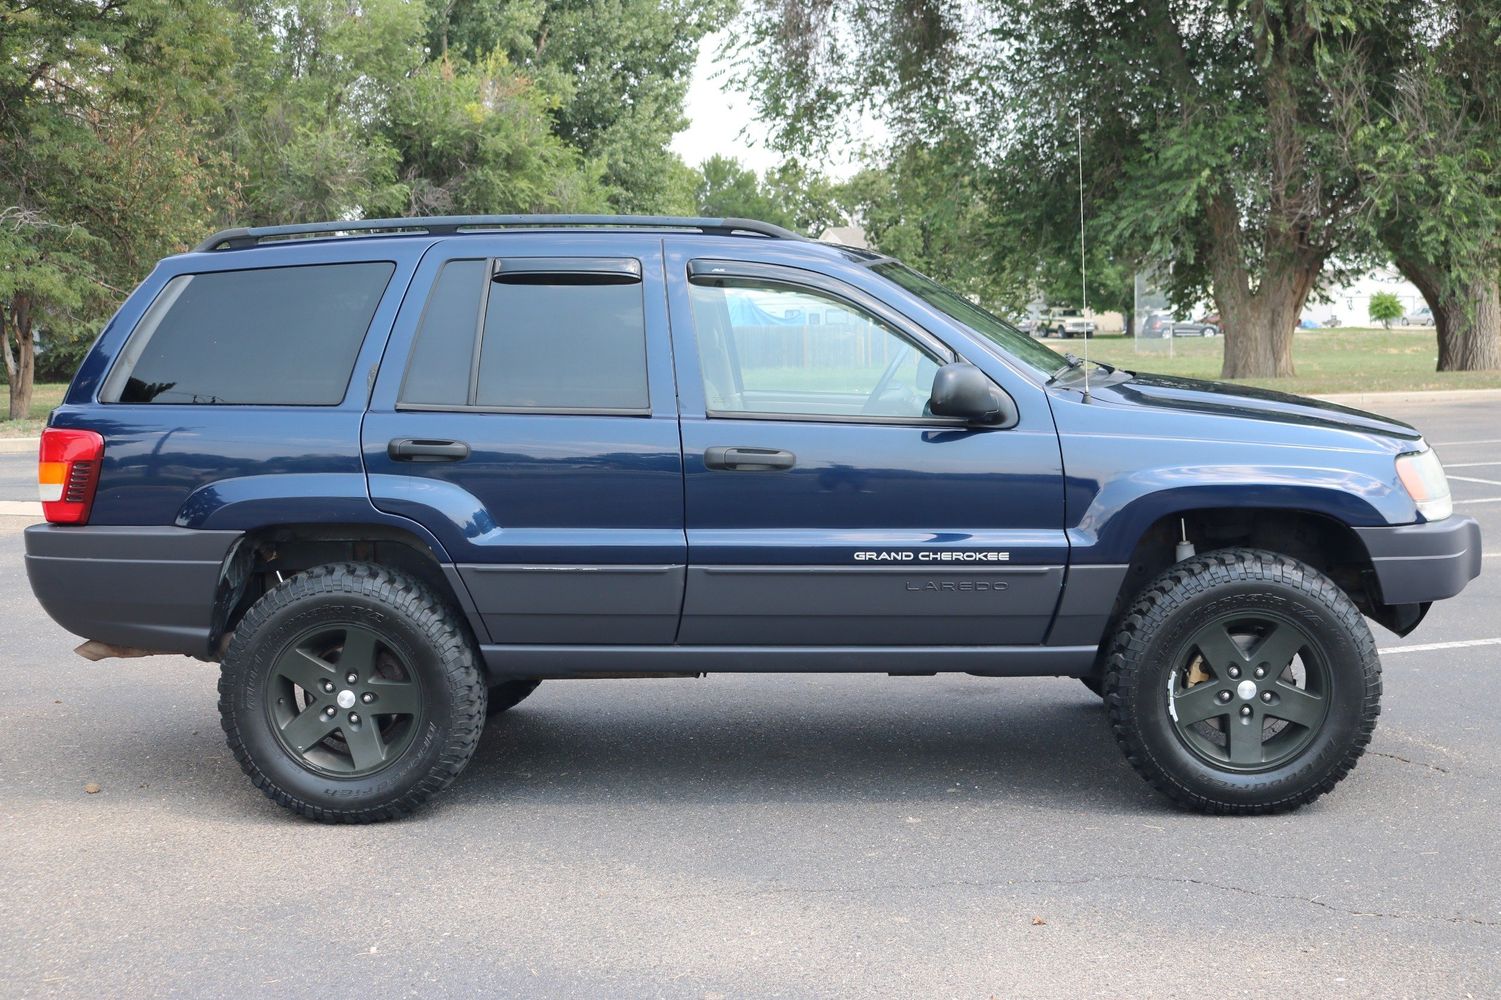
1104 548 1380 813
219 563 487 823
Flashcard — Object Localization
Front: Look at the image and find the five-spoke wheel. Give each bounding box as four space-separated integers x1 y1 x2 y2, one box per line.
1168 615 1330 770
267 624 425 776
220 564 487 823
1105 548 1381 813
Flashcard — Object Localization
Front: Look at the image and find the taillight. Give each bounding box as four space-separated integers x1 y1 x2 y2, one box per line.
38 428 104 524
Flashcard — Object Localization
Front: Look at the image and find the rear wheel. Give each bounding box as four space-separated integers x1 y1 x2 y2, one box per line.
219 563 486 823
1104 548 1380 813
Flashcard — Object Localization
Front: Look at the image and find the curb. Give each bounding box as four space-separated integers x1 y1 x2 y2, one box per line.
1315 388 1501 407
0 437 38 454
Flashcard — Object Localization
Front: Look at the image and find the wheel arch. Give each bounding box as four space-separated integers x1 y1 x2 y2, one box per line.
1085 506 1419 660
210 522 486 657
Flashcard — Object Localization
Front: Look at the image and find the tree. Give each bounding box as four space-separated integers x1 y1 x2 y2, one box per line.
1 0 233 417
693 155 845 235
1368 291 1402 328
736 0 1413 378
429 0 734 214
1327 1 1501 370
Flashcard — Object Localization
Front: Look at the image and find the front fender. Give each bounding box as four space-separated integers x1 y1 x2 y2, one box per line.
1068 465 1413 565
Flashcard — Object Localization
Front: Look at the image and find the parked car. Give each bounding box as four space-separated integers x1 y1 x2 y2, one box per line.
1400 306 1434 327
1041 308 1096 339
25 214 1481 822
1171 319 1220 337
1139 311 1174 338
1014 316 1043 338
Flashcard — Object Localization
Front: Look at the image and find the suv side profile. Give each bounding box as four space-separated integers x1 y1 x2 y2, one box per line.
26 215 1481 822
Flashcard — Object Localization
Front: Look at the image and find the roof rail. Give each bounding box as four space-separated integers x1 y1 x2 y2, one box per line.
193 214 808 252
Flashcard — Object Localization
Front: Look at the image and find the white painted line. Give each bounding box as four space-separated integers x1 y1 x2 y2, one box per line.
1380 637 1501 655
0 500 41 516
1432 438 1501 447
1454 496 1501 505
1448 474 1501 487
1446 461 1501 468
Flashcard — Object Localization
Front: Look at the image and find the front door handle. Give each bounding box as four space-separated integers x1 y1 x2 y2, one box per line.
388 438 471 462
704 446 796 471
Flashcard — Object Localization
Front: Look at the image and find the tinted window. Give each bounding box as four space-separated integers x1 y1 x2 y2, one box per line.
400 260 485 406
688 277 940 419
474 274 648 411
103 262 394 405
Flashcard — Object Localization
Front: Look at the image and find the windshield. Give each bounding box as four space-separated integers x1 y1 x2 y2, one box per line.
871 262 1064 377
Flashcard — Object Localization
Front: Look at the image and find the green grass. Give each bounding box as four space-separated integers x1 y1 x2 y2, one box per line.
1050 327 1501 395
0 382 67 437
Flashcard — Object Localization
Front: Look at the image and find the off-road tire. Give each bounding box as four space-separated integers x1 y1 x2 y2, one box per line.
1104 548 1380 814
487 679 541 716
219 563 486 823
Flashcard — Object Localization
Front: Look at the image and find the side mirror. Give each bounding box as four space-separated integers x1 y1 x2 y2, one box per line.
928 362 1017 426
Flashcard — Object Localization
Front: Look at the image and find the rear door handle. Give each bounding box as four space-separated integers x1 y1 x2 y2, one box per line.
388 438 470 462
703 446 796 471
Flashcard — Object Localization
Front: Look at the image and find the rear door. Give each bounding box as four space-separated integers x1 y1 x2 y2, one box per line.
362 234 685 644
665 246 1067 646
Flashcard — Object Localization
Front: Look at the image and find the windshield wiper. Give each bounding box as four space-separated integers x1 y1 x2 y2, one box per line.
1046 353 1117 384
1047 353 1083 383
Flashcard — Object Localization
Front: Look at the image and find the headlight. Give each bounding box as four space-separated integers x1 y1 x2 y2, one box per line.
1396 448 1452 521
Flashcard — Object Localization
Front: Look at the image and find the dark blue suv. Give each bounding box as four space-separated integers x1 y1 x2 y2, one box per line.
24 215 1482 822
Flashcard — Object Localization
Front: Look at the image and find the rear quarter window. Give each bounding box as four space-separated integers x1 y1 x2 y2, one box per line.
101 262 395 405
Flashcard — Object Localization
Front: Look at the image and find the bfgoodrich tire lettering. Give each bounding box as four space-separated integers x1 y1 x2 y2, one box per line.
1104 548 1381 814
218 563 486 823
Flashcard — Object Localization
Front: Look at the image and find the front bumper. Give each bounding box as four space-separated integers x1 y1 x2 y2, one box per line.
1354 516 1483 605
25 525 241 656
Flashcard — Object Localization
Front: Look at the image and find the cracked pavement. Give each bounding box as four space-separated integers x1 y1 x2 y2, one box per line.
1 396 1498 998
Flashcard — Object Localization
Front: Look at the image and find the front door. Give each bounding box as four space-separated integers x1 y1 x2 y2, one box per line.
363 234 685 645
665 247 1066 646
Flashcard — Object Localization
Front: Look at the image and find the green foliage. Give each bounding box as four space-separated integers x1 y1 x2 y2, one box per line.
2 0 726 407
1 0 238 387
430 0 734 213
1368 291 1403 326
693 155 845 235
735 0 1425 376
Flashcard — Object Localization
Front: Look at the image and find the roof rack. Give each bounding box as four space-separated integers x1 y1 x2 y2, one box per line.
193 214 808 252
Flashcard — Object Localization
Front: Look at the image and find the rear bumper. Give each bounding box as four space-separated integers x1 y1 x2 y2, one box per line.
24 525 241 656
1354 516 1483 605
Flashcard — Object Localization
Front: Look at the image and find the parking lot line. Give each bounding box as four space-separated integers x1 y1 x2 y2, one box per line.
1432 437 1501 446
1448 475 1501 487
1379 637 1501 655
1454 496 1501 505
1446 461 1501 468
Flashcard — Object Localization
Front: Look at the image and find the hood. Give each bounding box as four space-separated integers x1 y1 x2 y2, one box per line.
1090 372 1422 442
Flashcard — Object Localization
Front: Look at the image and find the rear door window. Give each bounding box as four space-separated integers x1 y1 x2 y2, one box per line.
398 257 649 413
102 262 395 405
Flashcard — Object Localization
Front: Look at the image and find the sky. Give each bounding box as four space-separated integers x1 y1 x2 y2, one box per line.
669 31 883 181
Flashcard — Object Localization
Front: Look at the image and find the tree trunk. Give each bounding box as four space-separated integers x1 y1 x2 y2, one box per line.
2 294 36 421
1396 258 1501 372
1202 190 1322 380
1211 252 1319 380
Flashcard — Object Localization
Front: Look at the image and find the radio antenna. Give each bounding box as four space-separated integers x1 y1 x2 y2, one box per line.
1076 108 1091 402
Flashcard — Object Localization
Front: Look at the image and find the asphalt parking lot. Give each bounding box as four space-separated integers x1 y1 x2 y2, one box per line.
1 397 1498 999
